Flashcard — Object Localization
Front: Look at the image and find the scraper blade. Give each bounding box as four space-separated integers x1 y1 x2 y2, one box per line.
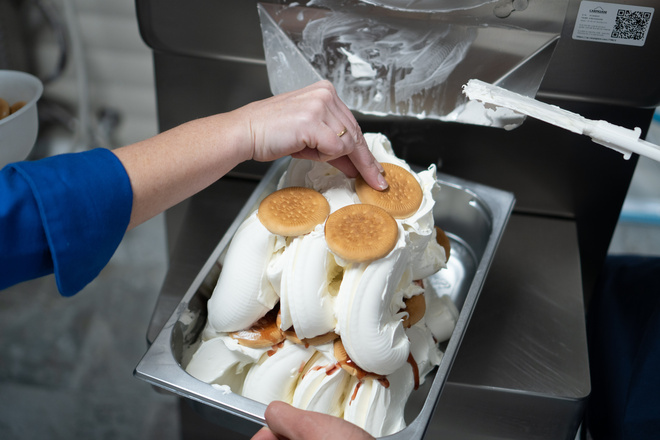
463 79 660 163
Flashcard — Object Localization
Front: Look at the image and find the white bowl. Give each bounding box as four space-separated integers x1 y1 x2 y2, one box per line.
0 70 43 168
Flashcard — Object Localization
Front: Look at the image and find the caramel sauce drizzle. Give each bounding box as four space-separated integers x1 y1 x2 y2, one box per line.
310 363 341 376
253 308 279 331
347 376 394 405
338 357 369 380
350 381 363 404
325 363 340 376
267 341 284 357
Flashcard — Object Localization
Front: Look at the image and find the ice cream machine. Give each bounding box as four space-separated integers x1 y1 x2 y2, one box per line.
134 1 660 438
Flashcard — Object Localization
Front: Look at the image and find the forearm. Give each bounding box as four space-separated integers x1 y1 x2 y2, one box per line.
113 80 385 231
114 110 251 230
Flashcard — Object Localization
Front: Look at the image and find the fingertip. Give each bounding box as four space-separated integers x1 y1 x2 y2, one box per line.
349 134 387 190
370 157 388 189
267 400 287 410
376 172 389 190
357 164 388 191
264 400 290 420
358 168 388 191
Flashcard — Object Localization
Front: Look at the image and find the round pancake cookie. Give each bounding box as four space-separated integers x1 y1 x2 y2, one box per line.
284 329 339 346
435 226 451 261
401 293 426 328
355 163 423 219
324 204 398 263
230 309 285 348
257 187 330 236
10 101 26 114
0 98 9 119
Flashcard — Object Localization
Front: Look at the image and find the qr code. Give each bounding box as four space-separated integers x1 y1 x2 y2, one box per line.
612 9 652 40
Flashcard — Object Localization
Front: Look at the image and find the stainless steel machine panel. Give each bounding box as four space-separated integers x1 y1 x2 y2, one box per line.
433 214 589 439
542 0 660 107
255 1 566 124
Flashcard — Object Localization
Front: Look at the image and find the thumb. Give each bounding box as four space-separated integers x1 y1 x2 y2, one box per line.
250 426 284 440
264 401 374 440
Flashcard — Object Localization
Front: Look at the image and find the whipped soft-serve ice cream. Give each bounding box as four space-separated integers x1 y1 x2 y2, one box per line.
185 133 459 437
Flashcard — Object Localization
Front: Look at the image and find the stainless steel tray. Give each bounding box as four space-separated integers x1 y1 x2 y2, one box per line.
134 157 515 439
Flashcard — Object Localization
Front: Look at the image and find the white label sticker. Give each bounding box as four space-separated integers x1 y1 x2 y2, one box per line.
573 1 654 46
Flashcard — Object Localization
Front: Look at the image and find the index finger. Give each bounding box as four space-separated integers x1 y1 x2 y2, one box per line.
318 82 387 191
347 131 387 190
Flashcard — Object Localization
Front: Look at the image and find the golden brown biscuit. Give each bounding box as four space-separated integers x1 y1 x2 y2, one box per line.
230 309 285 348
257 187 330 236
435 226 451 261
324 204 398 263
355 163 423 219
401 293 426 328
10 101 26 114
276 311 339 346
0 98 9 120
284 329 339 346
333 339 383 380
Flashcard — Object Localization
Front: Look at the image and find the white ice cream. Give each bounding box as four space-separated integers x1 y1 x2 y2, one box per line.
185 335 263 393
335 230 412 376
425 294 460 343
277 225 339 339
330 134 446 375
189 133 456 437
206 212 279 332
367 133 447 280
342 320 441 436
407 320 444 378
343 365 411 436
242 341 316 405
292 349 351 417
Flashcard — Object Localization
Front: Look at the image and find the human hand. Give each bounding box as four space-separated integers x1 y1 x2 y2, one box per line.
238 80 388 191
251 401 375 440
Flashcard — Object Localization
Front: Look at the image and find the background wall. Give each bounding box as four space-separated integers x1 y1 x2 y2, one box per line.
1 3 178 440
29 0 157 153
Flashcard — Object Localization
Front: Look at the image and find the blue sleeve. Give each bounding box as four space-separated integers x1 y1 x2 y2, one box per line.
0 148 133 296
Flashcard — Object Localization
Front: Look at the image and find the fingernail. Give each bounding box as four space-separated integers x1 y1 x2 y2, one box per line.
376 161 385 173
377 174 388 190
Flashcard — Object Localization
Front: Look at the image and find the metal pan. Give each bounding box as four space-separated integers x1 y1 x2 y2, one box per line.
134 157 515 439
